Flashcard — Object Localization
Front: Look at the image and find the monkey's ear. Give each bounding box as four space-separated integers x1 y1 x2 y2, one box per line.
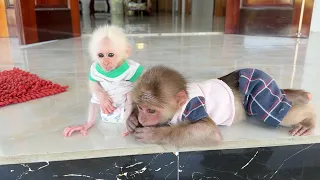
125 44 131 58
176 90 188 107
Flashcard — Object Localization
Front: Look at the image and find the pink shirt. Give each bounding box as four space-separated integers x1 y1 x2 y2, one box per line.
170 79 235 126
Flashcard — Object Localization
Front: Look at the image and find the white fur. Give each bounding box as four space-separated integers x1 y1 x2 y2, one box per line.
88 25 128 62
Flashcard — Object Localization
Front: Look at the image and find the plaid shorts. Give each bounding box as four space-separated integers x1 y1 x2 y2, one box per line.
238 69 292 127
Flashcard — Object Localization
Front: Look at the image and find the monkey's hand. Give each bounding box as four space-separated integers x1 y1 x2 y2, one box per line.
134 118 223 147
89 81 115 114
134 127 169 144
126 114 139 133
99 93 115 114
63 123 92 137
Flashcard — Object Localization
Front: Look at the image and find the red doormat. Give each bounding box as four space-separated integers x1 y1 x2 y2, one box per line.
0 68 68 108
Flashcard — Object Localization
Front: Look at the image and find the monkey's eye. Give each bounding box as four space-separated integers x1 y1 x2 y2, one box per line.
147 109 156 114
137 105 143 110
98 53 104 58
108 53 114 57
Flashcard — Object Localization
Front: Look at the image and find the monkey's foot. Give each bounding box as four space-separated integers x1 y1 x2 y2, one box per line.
306 92 312 101
289 123 314 136
283 89 312 104
300 91 312 103
299 91 312 104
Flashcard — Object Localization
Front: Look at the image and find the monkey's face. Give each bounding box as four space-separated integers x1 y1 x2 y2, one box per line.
133 89 188 127
96 38 127 71
137 104 162 127
136 101 180 127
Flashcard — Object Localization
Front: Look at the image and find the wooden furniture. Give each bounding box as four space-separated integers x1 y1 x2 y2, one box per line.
14 0 81 45
214 0 226 17
225 0 314 37
124 0 152 16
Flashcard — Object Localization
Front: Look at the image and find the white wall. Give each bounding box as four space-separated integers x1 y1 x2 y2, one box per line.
192 0 214 17
311 0 320 32
191 0 214 31
302 33 320 108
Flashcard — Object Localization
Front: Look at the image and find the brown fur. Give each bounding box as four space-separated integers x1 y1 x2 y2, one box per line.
164 117 222 147
132 66 187 106
283 89 312 105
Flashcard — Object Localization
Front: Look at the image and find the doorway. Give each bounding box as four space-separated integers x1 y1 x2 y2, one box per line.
225 0 314 38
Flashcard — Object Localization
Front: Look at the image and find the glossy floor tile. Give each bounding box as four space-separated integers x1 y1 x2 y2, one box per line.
0 153 177 180
80 13 225 34
0 33 320 164
180 143 320 180
2 143 320 180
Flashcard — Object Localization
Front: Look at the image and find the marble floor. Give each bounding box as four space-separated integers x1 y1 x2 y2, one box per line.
0 32 320 164
80 13 225 34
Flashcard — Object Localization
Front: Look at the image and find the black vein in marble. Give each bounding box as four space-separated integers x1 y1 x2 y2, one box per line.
2 143 320 180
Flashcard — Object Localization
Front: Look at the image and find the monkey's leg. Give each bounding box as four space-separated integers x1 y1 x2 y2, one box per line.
233 68 317 136
283 89 312 105
218 69 316 132
218 70 312 105
280 103 316 136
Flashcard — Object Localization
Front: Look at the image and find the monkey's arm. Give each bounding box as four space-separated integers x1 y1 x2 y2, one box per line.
89 80 115 114
134 117 222 147
124 93 133 120
84 102 100 130
89 80 104 98
282 89 312 105
63 102 100 137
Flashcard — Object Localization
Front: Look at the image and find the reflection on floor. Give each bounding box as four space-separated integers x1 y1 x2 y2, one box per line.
0 33 320 164
80 13 225 34
239 8 295 37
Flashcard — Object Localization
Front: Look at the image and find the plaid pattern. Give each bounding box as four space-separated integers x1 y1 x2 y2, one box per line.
182 96 208 122
238 69 292 127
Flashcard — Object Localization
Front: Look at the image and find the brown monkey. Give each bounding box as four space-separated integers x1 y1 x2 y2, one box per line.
126 66 316 147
